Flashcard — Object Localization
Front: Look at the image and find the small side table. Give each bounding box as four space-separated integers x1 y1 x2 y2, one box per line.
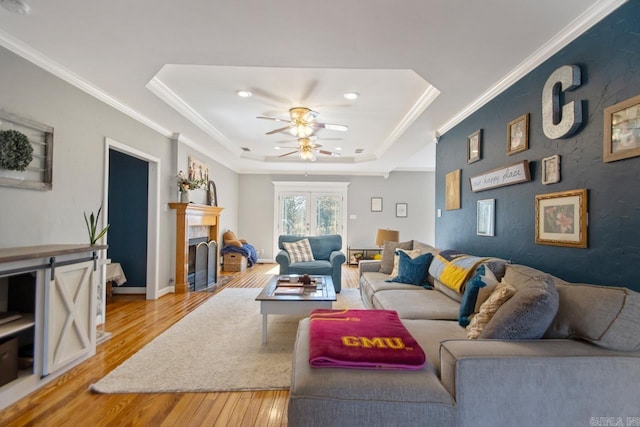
346 247 383 266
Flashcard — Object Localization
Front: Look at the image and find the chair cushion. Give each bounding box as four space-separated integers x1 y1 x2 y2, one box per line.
283 238 315 263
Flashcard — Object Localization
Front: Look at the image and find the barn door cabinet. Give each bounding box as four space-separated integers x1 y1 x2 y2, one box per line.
0 245 105 410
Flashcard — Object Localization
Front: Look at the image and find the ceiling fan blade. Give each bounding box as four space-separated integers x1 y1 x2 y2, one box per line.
256 116 290 123
313 122 349 132
266 125 293 135
278 150 299 157
317 149 341 157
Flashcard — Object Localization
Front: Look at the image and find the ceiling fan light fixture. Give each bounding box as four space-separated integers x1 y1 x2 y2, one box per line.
236 90 252 98
343 92 359 100
0 0 30 14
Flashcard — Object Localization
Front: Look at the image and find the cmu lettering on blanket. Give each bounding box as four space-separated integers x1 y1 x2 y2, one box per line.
470 160 531 192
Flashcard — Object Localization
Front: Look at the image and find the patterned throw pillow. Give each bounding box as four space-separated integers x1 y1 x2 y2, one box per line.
466 281 516 339
283 238 315 264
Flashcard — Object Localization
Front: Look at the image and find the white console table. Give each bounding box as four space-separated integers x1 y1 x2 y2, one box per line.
0 244 106 410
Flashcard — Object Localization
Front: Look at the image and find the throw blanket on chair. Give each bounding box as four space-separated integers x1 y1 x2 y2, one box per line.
428 249 488 293
308 309 426 370
220 243 258 267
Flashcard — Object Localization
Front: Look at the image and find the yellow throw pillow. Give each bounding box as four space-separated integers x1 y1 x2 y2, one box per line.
388 248 424 280
467 281 517 339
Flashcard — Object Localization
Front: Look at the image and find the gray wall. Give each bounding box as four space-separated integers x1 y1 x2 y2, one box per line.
0 45 241 293
435 1 640 291
238 171 435 260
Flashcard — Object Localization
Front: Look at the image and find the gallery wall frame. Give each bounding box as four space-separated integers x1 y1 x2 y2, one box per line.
603 93 640 163
535 188 588 248
445 169 461 210
467 129 482 163
371 197 383 212
188 156 209 182
476 199 495 236
469 160 531 192
396 203 408 218
507 113 529 155
542 155 560 184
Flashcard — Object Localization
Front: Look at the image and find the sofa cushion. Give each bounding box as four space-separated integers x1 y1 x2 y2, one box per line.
373 289 460 321
467 282 516 339
379 240 413 274
389 248 425 280
360 272 420 309
402 319 468 374
283 238 315 263
411 241 441 285
480 275 559 340
545 282 640 352
388 251 433 286
434 279 463 303
458 265 500 327
503 263 567 290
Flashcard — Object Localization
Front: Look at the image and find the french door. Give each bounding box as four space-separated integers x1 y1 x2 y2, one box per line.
273 182 349 256
279 192 342 236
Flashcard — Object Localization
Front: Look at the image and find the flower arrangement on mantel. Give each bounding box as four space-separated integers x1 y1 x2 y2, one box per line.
177 170 206 193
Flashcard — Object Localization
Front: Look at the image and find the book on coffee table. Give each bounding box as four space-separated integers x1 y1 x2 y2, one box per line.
273 286 304 296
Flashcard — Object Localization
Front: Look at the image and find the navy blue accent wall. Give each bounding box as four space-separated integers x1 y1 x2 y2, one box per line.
108 149 148 288
435 2 640 291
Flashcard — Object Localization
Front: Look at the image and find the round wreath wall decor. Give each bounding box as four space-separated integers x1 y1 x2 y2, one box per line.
0 129 34 171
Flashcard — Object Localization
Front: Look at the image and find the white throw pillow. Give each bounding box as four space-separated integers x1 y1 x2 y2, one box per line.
283 238 315 264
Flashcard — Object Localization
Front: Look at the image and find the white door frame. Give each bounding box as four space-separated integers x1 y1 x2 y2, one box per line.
103 137 160 302
272 181 349 256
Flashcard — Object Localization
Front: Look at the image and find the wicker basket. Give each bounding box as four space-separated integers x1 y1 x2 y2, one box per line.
223 253 247 272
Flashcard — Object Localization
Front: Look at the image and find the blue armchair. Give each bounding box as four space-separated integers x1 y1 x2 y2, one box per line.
276 234 346 292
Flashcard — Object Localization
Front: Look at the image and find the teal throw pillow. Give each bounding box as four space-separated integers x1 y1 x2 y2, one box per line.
387 251 433 286
459 265 500 326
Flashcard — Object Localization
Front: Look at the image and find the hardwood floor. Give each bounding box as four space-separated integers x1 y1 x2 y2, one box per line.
0 263 360 426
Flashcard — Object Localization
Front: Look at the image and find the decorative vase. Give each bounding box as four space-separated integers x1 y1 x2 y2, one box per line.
180 191 189 203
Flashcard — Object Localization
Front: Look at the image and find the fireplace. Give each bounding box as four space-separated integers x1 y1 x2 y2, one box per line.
188 238 218 291
169 203 224 293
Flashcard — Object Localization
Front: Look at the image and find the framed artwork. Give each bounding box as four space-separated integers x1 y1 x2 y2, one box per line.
467 129 482 163
603 93 640 163
476 199 495 236
371 197 383 212
535 189 588 248
469 160 530 192
396 203 408 218
445 169 461 210
188 156 209 182
542 155 560 184
507 113 529 155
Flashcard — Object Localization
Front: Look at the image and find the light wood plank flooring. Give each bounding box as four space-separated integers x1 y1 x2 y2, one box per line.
0 263 359 426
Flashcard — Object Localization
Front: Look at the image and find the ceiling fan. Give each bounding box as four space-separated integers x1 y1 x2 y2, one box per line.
277 137 341 162
257 107 348 138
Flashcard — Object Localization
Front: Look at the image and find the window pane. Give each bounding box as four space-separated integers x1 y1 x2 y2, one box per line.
315 195 340 235
282 195 307 236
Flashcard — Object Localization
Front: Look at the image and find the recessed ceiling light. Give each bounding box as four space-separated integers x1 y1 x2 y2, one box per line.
343 92 359 100
274 146 281 150
335 147 342 151
236 90 252 98
0 0 30 14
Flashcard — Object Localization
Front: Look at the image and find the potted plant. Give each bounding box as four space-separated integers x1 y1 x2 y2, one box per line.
0 129 33 171
84 205 109 245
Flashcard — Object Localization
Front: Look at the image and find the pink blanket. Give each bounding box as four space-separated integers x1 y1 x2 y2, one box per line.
308 309 426 370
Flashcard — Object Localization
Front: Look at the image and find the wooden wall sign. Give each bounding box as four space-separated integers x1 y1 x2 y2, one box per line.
469 160 531 192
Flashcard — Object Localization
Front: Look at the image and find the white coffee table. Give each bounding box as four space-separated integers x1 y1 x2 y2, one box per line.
255 275 336 344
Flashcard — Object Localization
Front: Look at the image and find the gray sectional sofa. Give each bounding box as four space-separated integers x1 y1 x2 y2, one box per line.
288 241 640 427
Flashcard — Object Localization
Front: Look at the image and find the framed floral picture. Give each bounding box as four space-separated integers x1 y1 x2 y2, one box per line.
507 113 529 155
603 93 640 162
535 189 587 248
467 129 482 163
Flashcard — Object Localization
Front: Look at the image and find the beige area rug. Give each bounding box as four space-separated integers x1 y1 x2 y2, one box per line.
91 287 364 393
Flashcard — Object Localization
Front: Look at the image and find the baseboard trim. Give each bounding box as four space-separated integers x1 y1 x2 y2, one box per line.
112 287 146 295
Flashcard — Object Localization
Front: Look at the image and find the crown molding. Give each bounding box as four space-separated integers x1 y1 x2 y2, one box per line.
0 28 172 139
376 85 441 157
437 0 627 136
